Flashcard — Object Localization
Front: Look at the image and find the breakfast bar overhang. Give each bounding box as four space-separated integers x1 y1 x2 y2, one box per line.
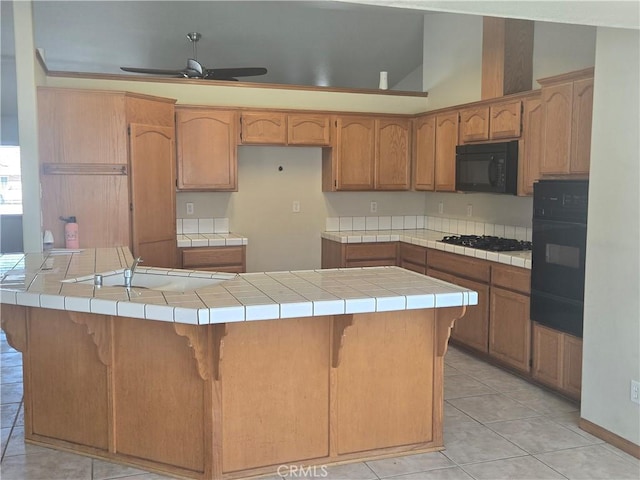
0 248 477 479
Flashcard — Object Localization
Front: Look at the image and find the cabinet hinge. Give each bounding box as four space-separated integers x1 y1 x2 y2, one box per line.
129 203 133 212
127 126 131 135
529 358 533 367
334 180 337 188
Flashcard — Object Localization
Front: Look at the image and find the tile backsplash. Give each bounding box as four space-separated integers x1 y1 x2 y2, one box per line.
177 218 230 235
325 216 532 242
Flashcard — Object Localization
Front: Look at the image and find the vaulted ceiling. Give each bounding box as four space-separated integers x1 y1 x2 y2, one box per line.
28 1 427 90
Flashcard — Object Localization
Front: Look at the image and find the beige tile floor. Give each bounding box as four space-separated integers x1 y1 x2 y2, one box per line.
1 330 638 480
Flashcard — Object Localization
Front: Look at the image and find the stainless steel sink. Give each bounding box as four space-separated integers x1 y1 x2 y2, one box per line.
63 270 235 293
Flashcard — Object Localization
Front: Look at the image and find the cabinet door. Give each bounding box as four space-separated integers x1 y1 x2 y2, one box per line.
570 77 594 174
562 334 583 399
541 82 573 174
459 107 489 143
335 116 375 190
532 323 563 388
176 109 237 191
287 114 331 146
129 123 177 268
519 96 543 196
427 269 489 353
375 118 410 190
434 112 458 192
182 246 246 272
490 100 522 140
489 287 531 373
413 115 436 191
240 111 287 144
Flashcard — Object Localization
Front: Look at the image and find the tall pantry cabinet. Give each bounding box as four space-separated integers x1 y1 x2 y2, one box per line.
38 88 178 267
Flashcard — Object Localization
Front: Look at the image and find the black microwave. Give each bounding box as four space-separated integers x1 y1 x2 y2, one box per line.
455 140 519 194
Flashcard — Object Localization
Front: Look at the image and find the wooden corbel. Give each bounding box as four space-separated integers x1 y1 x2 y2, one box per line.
0 304 27 353
210 323 228 382
435 306 466 357
174 323 211 381
332 314 354 368
68 312 112 366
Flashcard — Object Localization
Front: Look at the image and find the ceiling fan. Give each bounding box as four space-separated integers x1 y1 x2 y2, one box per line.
120 32 267 81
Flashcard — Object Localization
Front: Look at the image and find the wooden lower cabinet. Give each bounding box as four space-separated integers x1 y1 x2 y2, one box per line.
3 304 465 479
489 287 531 373
321 239 397 268
532 322 582 400
399 243 427 274
180 246 246 273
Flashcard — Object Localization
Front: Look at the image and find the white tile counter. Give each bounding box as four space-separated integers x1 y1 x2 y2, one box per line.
0 247 477 325
177 233 248 248
321 229 532 269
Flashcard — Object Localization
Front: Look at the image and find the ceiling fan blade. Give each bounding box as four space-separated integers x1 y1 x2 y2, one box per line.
120 66 187 76
204 67 267 79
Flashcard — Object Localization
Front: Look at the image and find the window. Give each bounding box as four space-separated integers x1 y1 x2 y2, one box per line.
0 146 22 215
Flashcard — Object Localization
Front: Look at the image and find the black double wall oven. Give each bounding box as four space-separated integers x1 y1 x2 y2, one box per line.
531 180 589 338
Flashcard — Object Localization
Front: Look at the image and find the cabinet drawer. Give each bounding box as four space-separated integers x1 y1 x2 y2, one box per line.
345 243 397 261
399 243 427 266
346 259 397 268
182 246 245 268
427 249 490 283
492 264 530 294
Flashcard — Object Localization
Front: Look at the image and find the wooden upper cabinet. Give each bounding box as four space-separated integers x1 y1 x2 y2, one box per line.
490 100 522 139
333 116 376 190
539 67 594 175
38 89 127 165
434 111 459 192
375 118 410 190
176 108 238 191
288 114 331 146
541 82 573 174
519 94 543 196
413 115 436 191
459 101 522 143
240 111 287 144
570 77 594 174
459 106 490 143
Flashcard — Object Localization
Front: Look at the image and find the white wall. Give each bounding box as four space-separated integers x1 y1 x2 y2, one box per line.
582 26 640 445
392 64 423 92
422 13 483 110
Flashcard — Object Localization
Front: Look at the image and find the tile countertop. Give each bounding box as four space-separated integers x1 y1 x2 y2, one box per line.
177 233 248 248
0 247 477 325
321 229 532 269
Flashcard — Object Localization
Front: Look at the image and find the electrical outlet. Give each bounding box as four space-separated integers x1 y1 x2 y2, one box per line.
466 204 473 217
186 203 194 215
370 201 378 213
292 200 301 213
438 202 444 215
631 380 640 404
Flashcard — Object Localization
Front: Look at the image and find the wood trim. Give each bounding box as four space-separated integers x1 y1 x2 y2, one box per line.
44 69 429 98
578 418 640 459
435 306 466 356
173 323 211 381
0 304 27 352
537 67 595 86
331 314 354 368
42 163 128 176
68 312 113 366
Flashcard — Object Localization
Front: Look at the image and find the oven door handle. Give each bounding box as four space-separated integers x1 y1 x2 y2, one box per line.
488 156 499 186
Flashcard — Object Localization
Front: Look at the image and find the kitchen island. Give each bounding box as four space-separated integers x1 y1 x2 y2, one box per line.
0 248 477 480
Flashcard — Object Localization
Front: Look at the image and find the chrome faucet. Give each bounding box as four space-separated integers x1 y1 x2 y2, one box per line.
123 257 143 288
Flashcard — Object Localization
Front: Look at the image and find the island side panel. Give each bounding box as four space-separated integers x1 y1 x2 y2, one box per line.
112 316 206 474
221 316 331 473
27 308 110 450
335 309 436 455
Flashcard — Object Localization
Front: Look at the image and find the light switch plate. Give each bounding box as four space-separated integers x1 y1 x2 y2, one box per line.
186 203 194 215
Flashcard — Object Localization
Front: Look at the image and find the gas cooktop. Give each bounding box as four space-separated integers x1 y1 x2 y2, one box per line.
440 235 532 252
